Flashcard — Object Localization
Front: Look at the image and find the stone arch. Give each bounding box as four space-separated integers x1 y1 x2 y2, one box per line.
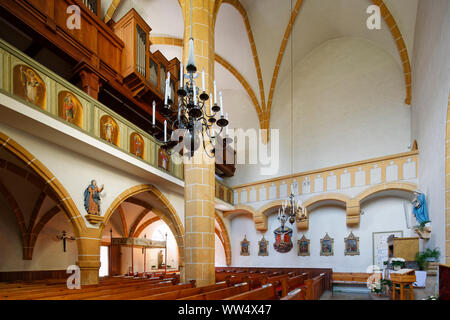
296 193 351 231
215 211 232 266
214 0 266 127
355 182 418 204
102 184 185 269
303 193 351 210
0 131 84 237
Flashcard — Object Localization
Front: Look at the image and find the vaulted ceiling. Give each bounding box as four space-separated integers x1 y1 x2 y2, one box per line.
102 0 418 134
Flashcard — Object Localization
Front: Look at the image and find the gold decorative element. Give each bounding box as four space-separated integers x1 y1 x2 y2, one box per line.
13 64 46 109
130 132 145 159
344 231 360 256
258 235 269 256
297 234 310 256
240 235 250 256
100 115 119 146
320 233 334 256
58 91 83 128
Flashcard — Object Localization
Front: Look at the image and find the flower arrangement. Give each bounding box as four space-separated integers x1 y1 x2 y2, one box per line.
369 279 392 295
390 257 406 270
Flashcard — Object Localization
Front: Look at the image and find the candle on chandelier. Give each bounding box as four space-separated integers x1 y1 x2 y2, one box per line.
193 85 198 105
225 113 229 135
152 101 156 125
164 120 167 142
214 80 217 104
180 62 184 88
167 72 171 100
219 91 224 116
210 98 213 115
202 68 205 92
164 78 169 105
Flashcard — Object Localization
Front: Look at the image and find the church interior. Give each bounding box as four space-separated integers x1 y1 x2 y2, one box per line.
0 0 449 302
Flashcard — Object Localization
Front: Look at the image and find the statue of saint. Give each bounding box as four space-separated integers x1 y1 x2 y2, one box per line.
157 250 164 269
84 180 104 215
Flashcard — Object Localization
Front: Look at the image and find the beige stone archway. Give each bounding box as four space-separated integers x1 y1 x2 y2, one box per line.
215 211 232 266
354 182 418 204
101 184 186 276
0 131 84 235
298 193 351 230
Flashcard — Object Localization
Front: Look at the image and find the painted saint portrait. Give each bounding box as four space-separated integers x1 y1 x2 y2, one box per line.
58 91 83 128
344 232 360 256
240 235 250 256
149 58 158 88
83 180 104 216
130 132 145 159
100 115 119 146
158 148 170 171
13 64 46 109
320 233 334 256
297 235 310 256
273 225 293 253
258 236 269 256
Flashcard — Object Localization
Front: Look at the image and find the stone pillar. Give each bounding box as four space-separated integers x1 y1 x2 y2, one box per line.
181 0 217 287
76 231 101 286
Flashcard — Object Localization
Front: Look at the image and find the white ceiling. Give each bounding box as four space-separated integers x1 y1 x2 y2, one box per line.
103 0 419 129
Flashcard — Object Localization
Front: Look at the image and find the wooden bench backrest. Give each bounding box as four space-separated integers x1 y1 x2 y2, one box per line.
138 282 228 300
180 283 250 300
225 284 279 301
280 288 306 300
88 282 194 300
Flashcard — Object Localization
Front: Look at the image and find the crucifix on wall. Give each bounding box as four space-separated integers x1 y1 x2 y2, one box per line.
56 230 76 252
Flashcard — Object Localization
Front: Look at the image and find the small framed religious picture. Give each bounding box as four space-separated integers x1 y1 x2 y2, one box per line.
297 235 310 256
258 236 269 256
320 233 334 256
344 231 360 256
240 235 250 256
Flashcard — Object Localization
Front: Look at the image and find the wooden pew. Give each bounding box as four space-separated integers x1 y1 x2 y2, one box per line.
304 274 325 300
87 282 196 300
280 274 305 297
136 281 229 300
40 281 174 300
280 288 306 300
179 282 250 300
331 272 370 292
2 278 175 300
225 284 279 300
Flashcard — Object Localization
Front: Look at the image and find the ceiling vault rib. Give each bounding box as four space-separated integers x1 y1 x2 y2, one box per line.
118 205 129 238
150 35 264 129
265 0 304 128
372 0 412 105
104 0 122 24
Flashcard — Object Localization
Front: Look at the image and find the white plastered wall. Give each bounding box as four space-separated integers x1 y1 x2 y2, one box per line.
410 0 450 258
230 197 414 272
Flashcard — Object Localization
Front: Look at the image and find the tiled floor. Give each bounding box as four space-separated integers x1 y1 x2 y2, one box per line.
320 290 375 300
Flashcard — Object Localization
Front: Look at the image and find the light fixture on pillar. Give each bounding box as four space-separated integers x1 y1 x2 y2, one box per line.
150 0 230 158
